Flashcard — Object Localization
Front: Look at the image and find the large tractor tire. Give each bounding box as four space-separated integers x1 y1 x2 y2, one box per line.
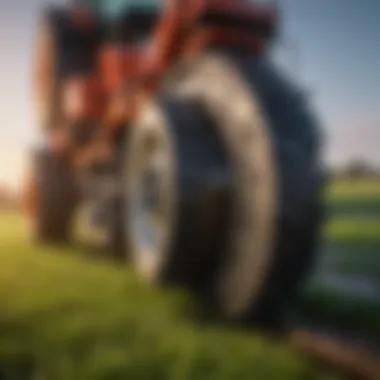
123 50 324 326
26 145 78 244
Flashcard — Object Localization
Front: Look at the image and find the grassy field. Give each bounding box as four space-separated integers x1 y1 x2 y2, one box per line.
0 213 342 380
0 178 379 380
303 178 380 337
326 178 380 217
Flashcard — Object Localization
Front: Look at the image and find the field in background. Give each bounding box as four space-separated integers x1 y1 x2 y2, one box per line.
303 178 380 338
0 178 379 379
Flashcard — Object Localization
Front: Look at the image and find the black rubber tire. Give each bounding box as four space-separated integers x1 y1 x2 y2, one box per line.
124 50 325 324
31 146 78 243
162 51 325 323
124 100 232 286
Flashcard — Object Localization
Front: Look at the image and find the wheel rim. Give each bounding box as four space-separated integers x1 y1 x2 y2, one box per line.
127 122 175 278
74 203 110 248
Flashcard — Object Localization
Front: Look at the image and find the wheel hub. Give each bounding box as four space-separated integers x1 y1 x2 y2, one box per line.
129 131 172 270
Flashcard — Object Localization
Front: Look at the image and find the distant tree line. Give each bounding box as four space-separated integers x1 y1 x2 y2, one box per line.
328 159 380 180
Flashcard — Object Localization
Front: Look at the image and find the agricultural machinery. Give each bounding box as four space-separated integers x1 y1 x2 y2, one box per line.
23 0 325 327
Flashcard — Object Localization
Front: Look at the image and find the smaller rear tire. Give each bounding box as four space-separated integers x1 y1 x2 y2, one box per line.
28 145 77 244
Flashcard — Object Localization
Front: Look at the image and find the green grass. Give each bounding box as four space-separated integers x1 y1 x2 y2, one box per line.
302 283 380 338
327 200 380 218
0 212 339 380
326 178 380 202
317 242 380 280
324 218 380 243
303 178 380 336
302 245 380 340
1 178 380 380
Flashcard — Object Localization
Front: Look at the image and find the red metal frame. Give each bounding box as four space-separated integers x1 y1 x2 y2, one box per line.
118 0 276 121
25 0 278 217
56 0 277 156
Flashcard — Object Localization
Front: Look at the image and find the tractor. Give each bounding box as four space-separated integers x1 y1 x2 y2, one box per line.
23 0 325 327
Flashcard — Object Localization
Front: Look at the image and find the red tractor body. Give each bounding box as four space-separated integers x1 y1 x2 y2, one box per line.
24 0 325 326
36 0 277 131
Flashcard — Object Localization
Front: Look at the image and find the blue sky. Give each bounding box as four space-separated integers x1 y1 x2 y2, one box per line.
0 0 379 190
280 0 380 167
